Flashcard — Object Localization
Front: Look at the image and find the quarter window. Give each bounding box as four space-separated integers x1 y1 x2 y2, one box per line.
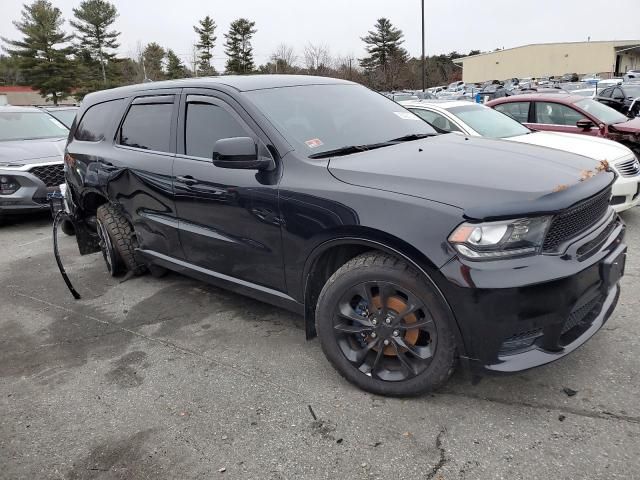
119 101 174 152
493 102 530 123
185 102 249 158
598 87 613 98
75 99 124 142
534 102 583 126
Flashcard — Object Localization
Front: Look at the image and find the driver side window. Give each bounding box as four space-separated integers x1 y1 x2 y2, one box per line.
185 101 250 159
534 102 583 126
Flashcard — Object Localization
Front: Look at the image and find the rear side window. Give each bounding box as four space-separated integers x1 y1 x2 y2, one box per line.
120 101 174 152
493 102 530 123
185 102 249 158
75 99 124 141
598 87 612 98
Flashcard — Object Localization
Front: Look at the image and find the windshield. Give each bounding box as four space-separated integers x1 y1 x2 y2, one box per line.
47 109 77 128
0 111 68 141
245 84 436 157
448 104 530 138
393 94 419 101
575 99 628 124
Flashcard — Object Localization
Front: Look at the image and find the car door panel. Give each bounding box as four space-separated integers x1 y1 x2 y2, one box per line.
173 90 285 291
100 92 182 257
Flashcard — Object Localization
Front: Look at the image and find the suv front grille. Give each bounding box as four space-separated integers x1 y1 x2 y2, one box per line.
29 164 64 187
542 188 611 252
615 157 640 177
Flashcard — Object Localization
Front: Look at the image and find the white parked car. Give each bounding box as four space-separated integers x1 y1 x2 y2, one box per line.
401 100 640 212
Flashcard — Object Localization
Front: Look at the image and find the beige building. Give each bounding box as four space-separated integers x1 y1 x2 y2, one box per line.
454 40 640 83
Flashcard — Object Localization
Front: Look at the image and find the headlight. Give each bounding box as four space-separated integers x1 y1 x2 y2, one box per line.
448 217 551 260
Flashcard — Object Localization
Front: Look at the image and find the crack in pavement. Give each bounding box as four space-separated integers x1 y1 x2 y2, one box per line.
11 289 640 430
440 390 640 425
426 428 448 480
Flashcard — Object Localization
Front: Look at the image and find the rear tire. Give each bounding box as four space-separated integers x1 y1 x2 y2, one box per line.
316 252 457 396
96 204 146 277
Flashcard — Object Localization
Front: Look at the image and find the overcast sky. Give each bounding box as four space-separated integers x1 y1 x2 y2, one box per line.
2 0 640 71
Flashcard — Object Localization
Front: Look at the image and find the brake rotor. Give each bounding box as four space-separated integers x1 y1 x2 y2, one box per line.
371 294 419 356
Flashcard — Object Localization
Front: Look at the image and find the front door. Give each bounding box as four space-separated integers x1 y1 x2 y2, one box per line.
172 90 285 291
529 101 600 137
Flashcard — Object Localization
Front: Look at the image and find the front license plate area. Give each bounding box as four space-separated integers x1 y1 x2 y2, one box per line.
601 246 627 292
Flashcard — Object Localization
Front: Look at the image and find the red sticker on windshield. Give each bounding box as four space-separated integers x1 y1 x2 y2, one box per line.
305 138 324 149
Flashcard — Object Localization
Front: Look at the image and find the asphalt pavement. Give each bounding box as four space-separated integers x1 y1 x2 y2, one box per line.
1 209 639 479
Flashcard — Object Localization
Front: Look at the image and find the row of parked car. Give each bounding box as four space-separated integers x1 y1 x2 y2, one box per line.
0 74 634 397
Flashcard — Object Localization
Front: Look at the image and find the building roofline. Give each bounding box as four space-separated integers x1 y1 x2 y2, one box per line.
453 40 640 63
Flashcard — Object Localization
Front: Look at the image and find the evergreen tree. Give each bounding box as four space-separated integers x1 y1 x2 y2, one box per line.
142 42 165 81
166 49 187 79
360 18 408 90
193 15 217 76
2 0 74 105
70 0 119 84
224 18 256 74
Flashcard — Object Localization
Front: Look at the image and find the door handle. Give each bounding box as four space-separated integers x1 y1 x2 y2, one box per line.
176 175 199 186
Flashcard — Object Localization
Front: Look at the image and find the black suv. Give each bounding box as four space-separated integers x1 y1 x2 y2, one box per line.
64 75 626 396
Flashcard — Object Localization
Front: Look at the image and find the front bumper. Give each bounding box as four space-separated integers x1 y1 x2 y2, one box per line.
611 173 640 212
0 161 63 216
437 212 626 374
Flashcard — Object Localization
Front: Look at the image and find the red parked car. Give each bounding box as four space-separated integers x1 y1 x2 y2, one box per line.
486 94 640 153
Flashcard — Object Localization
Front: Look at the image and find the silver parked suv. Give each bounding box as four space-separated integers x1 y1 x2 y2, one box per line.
0 106 68 224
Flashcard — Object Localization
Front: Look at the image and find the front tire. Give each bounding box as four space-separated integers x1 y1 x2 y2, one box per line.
316 252 457 396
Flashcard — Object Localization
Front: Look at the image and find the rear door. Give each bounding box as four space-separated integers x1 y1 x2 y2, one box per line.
108 92 182 257
173 89 285 291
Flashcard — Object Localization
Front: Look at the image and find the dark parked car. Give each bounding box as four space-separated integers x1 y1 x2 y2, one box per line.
488 94 640 154
65 76 626 396
0 106 68 224
595 84 640 117
561 73 579 82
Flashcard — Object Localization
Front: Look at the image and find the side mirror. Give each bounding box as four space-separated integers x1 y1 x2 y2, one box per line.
212 137 274 171
576 118 595 130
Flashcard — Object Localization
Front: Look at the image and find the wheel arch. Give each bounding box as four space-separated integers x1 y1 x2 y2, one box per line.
302 234 468 359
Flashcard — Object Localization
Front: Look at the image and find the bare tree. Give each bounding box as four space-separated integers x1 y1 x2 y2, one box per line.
270 43 297 72
303 42 332 74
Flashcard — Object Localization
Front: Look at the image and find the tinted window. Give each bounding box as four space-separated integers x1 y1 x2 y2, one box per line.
409 108 461 133
494 102 530 122
534 102 583 125
612 88 625 100
75 99 124 141
120 102 173 152
245 84 436 158
185 102 249 158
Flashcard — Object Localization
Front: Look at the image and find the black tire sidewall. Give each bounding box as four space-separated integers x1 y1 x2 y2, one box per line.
316 257 457 396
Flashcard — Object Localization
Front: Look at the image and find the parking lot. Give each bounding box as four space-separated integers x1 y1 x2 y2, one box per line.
0 209 637 480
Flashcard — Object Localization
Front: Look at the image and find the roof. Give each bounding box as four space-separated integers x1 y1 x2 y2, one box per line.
486 93 587 105
86 75 352 101
0 105 45 112
453 40 640 63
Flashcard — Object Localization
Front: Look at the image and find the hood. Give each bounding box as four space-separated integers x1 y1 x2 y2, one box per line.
0 137 66 167
610 116 640 134
508 131 633 163
328 134 614 220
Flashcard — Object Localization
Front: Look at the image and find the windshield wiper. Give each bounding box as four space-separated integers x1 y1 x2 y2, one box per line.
387 133 436 142
308 134 436 159
308 142 392 159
